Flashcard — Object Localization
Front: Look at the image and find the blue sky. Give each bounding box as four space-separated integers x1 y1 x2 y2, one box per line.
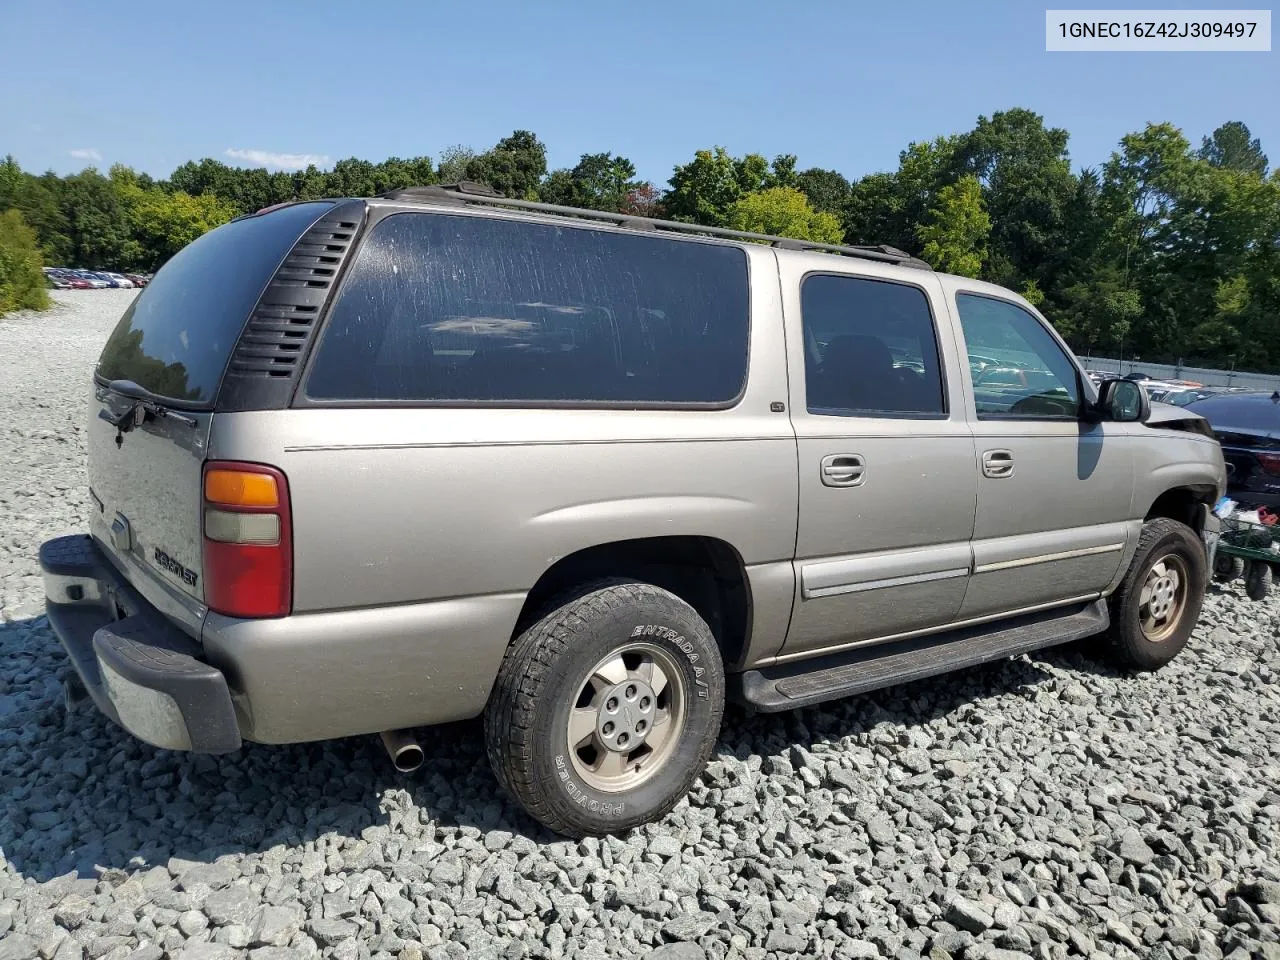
2 0 1275 184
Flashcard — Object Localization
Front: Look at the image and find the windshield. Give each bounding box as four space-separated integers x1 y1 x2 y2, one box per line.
95 201 335 405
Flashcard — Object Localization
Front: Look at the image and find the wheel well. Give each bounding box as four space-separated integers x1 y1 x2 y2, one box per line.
1145 486 1215 534
513 537 753 668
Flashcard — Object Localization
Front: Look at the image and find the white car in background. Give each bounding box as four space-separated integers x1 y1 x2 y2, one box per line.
102 272 135 288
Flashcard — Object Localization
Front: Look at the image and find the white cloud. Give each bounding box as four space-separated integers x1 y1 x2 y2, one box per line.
69 148 102 162
224 148 331 171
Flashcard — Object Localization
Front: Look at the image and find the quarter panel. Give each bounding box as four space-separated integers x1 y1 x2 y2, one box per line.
202 593 526 742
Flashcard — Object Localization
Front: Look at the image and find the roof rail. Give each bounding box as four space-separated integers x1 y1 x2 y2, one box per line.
374 183 933 270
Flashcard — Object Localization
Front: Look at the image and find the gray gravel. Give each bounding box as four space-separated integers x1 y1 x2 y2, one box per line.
3 289 1280 960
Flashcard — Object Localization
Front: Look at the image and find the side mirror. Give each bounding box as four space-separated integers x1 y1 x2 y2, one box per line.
1096 377 1149 423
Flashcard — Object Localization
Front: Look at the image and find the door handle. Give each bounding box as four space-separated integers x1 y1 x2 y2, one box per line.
821 454 865 487
982 449 1015 479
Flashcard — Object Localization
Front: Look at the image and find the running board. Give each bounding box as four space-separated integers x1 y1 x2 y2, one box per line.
733 599 1109 712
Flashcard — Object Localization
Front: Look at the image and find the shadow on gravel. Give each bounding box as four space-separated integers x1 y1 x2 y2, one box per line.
0 614 562 883
2 612 1112 882
723 650 1061 750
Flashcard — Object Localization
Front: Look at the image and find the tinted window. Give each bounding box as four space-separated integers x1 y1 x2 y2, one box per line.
306 213 749 404
956 294 1080 419
96 202 334 404
801 274 945 417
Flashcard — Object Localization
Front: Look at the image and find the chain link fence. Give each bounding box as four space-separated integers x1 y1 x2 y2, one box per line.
1078 355 1280 392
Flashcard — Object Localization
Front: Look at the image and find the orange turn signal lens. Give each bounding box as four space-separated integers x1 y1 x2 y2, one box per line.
204 469 279 508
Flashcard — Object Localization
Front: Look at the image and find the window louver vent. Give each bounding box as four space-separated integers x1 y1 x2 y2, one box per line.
228 213 359 379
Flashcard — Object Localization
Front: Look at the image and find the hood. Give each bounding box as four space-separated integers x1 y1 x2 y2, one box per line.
1143 401 1215 439
1146 401 1206 427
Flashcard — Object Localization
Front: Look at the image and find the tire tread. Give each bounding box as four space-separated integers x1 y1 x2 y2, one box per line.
484 579 722 836
1106 517 1205 670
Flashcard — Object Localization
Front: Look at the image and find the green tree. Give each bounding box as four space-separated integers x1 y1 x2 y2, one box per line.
464 130 547 198
59 168 130 268
916 176 990 277
436 145 475 184
727 186 844 243
0 156 71 262
666 147 741 225
370 156 436 193
119 182 238 270
954 108 1077 291
795 168 851 214
1199 121 1268 176
765 154 798 189
0 209 51 313
539 152 641 211
666 148 797 226
843 136 961 252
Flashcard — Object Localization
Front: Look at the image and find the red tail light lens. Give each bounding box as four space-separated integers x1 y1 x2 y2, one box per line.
1257 453 1280 477
202 461 292 618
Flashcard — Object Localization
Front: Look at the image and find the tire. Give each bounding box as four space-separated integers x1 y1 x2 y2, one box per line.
484 580 725 837
1213 553 1245 583
1106 518 1206 671
1245 561 1272 601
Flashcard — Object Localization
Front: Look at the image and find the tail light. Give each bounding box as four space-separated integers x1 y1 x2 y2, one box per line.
202 461 292 618
1256 453 1280 477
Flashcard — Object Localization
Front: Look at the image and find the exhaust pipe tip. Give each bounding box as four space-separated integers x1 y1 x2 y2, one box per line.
380 729 424 773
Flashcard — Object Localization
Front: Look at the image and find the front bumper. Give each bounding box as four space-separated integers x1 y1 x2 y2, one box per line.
39 535 241 754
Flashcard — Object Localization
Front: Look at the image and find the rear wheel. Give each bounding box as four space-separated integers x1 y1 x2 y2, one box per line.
1106 518 1206 670
484 580 724 837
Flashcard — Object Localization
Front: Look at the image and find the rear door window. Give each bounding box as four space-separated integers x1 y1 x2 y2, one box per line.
95 201 335 404
800 274 947 418
304 212 750 405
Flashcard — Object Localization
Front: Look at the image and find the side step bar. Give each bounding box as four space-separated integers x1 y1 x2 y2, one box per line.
733 599 1109 712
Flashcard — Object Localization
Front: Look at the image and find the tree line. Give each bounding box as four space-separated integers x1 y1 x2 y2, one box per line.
2 109 1278 372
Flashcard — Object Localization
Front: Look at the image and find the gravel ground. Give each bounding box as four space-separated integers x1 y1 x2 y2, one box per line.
2 290 1279 960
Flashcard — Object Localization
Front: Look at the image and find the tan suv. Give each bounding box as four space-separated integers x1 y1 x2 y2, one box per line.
40 184 1225 836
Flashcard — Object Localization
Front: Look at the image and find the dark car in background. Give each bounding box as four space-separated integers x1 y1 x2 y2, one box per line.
1166 385 1253 407
1187 390 1280 508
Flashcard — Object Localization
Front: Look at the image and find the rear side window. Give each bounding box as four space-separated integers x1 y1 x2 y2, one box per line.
801 274 946 417
95 202 335 404
305 213 750 405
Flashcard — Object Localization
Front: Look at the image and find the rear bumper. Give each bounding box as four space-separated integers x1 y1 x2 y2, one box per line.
40 535 241 754
43 533 527 748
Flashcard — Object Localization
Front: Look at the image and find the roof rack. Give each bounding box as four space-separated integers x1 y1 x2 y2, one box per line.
375 183 932 270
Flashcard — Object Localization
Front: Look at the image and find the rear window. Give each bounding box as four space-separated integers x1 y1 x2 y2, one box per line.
304 212 750 405
95 202 335 404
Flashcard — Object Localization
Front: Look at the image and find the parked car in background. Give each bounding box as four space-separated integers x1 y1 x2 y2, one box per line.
969 353 1003 378
42 266 153 291
55 270 94 289
1186 391 1280 508
71 271 110 289
1166 385 1253 407
43 268 73 290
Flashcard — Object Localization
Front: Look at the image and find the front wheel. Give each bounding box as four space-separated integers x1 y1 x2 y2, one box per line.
484 580 725 837
1106 518 1206 670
